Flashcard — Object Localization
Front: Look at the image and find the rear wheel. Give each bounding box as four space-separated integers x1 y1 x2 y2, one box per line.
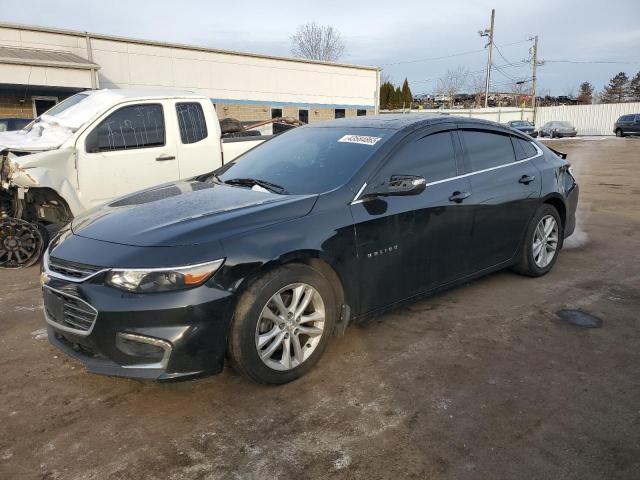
513 204 563 277
227 264 337 384
615 128 624 137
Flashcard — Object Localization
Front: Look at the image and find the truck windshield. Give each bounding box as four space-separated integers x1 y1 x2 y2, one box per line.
216 126 392 195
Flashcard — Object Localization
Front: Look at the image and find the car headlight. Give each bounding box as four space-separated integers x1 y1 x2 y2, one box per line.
105 259 224 293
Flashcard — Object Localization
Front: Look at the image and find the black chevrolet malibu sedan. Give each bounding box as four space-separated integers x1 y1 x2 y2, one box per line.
42 115 579 384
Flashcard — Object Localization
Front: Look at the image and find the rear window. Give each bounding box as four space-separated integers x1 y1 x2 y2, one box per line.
176 102 208 144
216 126 392 195
460 130 515 172
512 137 538 160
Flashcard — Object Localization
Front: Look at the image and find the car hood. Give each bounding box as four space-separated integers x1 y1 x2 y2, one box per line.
71 180 318 247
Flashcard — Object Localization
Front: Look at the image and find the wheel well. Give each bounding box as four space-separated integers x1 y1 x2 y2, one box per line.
22 188 73 225
544 197 566 227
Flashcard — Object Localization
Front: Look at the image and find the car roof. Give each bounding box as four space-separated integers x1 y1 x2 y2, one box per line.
310 113 508 131
81 88 204 100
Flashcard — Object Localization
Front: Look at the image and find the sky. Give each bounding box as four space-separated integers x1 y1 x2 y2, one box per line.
2 0 639 95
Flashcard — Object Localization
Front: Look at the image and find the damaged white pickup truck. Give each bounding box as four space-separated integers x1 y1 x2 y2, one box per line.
0 88 275 268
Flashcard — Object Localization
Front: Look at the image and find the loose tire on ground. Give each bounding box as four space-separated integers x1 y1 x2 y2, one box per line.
512 203 563 277
227 263 338 384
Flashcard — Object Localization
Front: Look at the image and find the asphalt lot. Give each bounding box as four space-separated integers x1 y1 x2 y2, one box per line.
1 137 639 480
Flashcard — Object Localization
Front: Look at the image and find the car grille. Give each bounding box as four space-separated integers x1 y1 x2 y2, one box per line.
43 286 98 333
47 256 104 281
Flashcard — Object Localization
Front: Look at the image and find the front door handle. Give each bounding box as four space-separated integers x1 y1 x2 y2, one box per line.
449 191 471 203
156 154 176 161
519 174 536 184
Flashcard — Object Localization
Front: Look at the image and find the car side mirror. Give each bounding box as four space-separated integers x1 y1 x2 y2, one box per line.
367 175 426 198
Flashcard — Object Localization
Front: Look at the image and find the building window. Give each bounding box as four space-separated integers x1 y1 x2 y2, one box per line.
298 109 309 124
334 108 345 119
176 102 208 144
357 109 367 116
271 108 282 119
32 96 58 117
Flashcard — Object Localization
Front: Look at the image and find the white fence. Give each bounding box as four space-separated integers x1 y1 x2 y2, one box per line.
383 102 640 136
535 103 640 136
382 107 534 124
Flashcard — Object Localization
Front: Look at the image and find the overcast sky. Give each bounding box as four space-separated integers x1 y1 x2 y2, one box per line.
2 0 639 95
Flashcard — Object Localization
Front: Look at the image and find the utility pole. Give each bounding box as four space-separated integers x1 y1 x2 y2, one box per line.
479 9 495 108
531 35 539 123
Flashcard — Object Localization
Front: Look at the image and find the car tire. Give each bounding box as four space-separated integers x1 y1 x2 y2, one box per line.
512 204 563 277
227 263 337 384
615 129 624 137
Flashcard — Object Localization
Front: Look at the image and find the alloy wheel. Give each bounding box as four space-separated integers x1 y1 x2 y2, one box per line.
0 218 44 269
532 215 559 268
255 283 325 371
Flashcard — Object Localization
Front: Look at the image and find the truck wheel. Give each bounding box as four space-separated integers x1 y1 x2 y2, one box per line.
512 204 563 277
227 264 337 384
0 218 46 269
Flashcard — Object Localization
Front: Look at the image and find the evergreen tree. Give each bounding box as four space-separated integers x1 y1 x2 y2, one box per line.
401 78 413 108
395 87 403 109
630 72 640 102
601 72 629 103
379 82 393 109
577 82 594 104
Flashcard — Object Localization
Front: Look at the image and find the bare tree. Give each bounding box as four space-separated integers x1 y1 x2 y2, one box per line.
466 73 485 107
435 67 469 108
510 81 528 107
290 23 345 62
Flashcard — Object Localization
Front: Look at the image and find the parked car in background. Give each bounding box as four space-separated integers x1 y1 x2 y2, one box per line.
0 88 271 268
0 117 32 132
613 114 640 137
506 120 537 137
539 121 577 138
42 115 579 385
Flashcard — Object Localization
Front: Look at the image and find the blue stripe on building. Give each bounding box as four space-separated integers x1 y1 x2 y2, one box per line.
210 98 374 110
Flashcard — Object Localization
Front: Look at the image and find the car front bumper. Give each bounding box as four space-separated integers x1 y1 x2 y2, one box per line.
43 273 236 381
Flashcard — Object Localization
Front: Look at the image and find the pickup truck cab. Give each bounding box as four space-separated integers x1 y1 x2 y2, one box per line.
0 88 268 268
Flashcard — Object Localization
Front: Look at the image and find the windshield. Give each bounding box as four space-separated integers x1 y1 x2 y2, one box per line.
42 93 89 117
511 121 531 127
556 121 573 128
216 126 392 195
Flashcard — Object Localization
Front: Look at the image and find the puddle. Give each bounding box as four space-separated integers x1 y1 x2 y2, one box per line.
556 309 602 328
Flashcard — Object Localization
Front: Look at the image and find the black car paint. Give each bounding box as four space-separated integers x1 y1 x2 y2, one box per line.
44 115 578 380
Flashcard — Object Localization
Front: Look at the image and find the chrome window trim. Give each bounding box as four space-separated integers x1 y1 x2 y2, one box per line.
118 332 173 370
350 140 542 203
43 284 98 337
43 250 108 283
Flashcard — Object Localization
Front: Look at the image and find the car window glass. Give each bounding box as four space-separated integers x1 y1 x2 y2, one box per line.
378 131 457 183
216 127 391 195
460 130 516 171
513 137 538 160
86 104 165 153
176 102 208 144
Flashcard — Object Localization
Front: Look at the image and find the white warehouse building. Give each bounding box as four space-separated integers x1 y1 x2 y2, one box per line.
0 22 380 124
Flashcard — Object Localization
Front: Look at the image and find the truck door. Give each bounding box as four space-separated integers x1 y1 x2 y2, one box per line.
77 100 179 208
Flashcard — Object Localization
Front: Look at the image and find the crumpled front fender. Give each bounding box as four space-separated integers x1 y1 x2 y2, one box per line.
1 148 84 216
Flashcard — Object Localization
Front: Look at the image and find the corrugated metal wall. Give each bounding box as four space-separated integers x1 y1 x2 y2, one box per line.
535 103 640 135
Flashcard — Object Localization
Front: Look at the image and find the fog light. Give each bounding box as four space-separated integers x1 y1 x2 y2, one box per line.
116 332 171 368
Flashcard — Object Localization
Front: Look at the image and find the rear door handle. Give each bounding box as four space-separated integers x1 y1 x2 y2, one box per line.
519 174 536 184
449 191 471 203
156 155 176 161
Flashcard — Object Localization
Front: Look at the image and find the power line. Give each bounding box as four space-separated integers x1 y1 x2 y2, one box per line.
544 59 640 65
380 39 532 66
409 61 528 85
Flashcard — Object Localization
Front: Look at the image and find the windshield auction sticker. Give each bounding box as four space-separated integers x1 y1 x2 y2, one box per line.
338 134 382 146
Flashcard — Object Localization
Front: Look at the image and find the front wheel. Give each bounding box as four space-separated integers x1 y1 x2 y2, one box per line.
615 129 624 137
227 264 337 384
513 204 563 277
